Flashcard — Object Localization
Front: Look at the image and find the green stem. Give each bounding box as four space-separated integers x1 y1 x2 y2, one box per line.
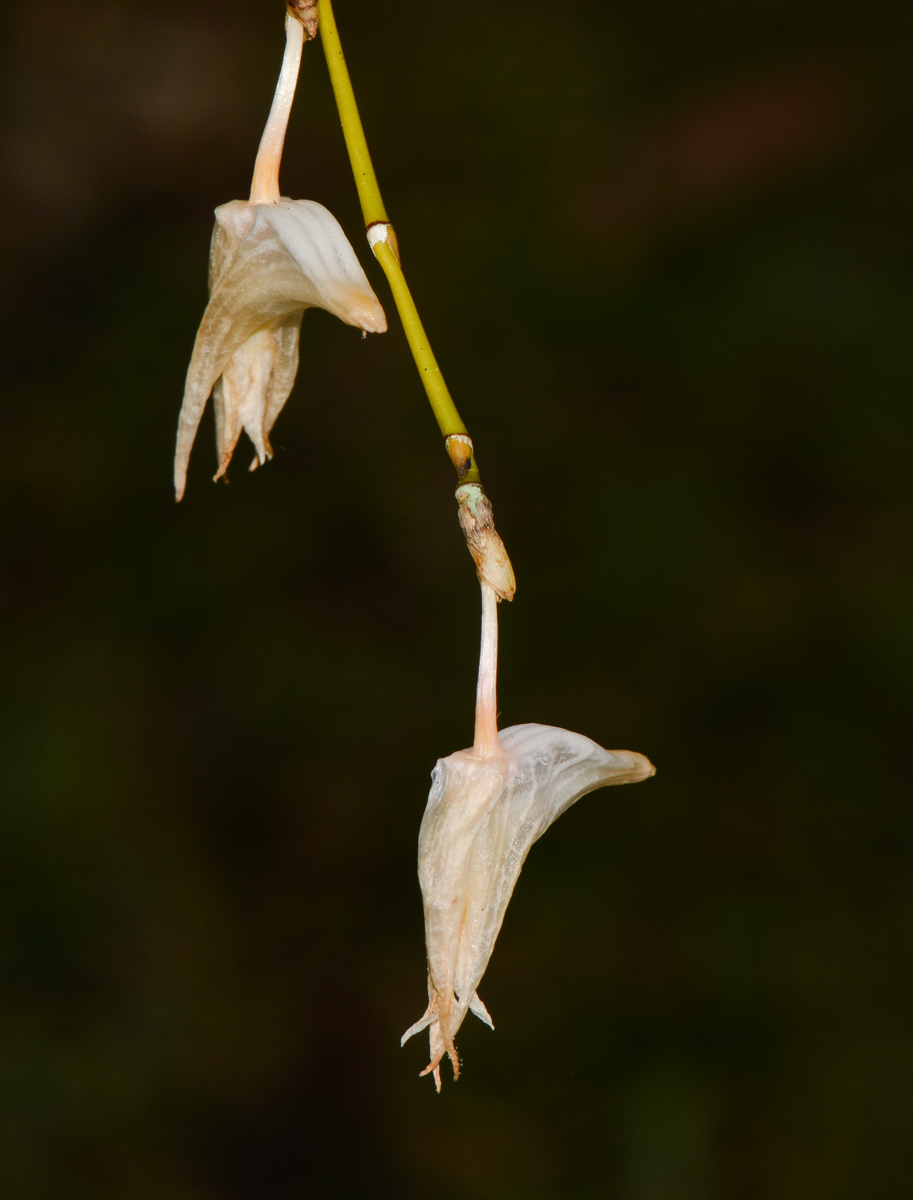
315 0 387 226
372 238 470 442
318 0 480 482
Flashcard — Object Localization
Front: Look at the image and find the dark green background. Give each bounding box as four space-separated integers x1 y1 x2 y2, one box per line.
3 0 913 1196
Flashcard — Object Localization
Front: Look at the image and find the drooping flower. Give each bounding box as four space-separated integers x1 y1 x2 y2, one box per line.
402 583 655 1089
174 12 386 500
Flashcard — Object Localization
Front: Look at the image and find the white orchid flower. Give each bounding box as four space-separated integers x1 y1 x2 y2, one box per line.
174 12 386 500
402 584 655 1089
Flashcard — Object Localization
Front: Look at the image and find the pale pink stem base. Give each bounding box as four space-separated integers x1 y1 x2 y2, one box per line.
473 582 500 758
249 15 304 205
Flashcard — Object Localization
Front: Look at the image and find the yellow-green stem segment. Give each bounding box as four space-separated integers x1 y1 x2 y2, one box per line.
372 237 470 443
317 0 480 483
315 0 387 226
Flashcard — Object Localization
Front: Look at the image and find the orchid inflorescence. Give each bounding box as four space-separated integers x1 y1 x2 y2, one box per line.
174 0 655 1091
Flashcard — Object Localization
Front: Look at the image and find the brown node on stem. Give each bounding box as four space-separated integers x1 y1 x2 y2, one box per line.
445 434 475 480
456 483 516 601
384 224 401 266
287 0 318 39
367 220 401 267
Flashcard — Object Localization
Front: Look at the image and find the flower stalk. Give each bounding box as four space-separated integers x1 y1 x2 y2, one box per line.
473 583 500 758
317 0 472 452
249 12 305 205
317 0 517 596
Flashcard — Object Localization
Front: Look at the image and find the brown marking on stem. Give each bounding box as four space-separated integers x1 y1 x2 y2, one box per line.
445 434 474 480
367 220 401 266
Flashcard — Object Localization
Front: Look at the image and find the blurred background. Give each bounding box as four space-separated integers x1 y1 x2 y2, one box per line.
3 0 913 1195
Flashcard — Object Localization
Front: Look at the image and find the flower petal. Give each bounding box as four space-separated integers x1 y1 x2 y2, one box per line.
262 201 387 333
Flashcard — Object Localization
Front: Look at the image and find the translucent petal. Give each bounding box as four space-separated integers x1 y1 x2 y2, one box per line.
211 313 304 480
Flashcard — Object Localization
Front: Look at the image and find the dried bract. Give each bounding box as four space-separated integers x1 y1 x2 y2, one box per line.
456 482 516 601
287 0 318 40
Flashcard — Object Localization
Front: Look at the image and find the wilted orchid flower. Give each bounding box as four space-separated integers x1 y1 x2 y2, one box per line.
402 583 655 1090
174 12 386 500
